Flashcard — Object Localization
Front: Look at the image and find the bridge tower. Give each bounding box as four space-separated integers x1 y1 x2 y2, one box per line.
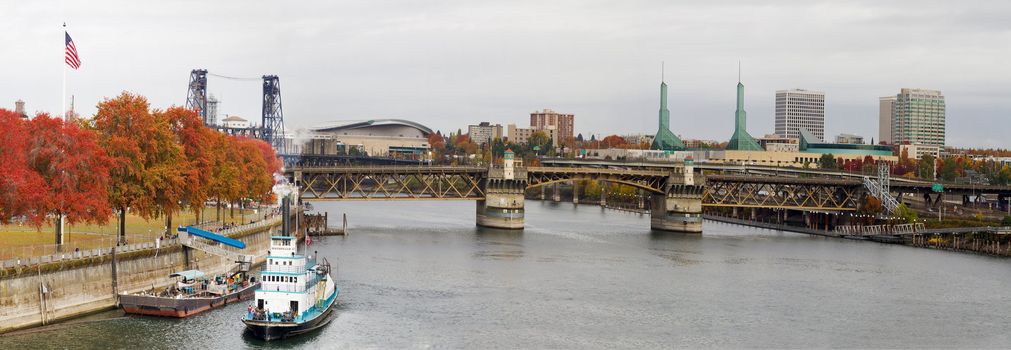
650 158 704 233
262 75 286 154
185 69 209 124
477 150 526 229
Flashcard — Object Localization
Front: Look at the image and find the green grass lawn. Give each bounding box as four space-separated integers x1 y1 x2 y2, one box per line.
0 207 264 258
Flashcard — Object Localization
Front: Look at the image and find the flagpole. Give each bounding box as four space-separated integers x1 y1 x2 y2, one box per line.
62 23 66 121
58 22 66 248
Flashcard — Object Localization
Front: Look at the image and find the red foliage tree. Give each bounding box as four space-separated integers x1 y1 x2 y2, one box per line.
600 135 628 149
0 109 48 225
25 113 113 228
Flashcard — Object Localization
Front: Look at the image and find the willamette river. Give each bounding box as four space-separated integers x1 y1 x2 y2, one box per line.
3 200 1011 349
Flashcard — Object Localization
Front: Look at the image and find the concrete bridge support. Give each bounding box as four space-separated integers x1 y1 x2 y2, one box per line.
599 181 607 207
572 181 579 205
476 179 526 230
650 185 703 233
552 183 561 202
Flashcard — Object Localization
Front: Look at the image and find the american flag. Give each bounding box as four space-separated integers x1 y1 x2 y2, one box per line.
65 32 80 69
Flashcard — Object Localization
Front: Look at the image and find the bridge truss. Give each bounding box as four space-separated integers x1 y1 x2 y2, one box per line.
296 166 487 200
526 167 670 193
703 175 863 211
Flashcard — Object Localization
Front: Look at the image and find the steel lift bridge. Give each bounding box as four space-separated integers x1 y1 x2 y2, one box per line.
185 69 287 155
176 226 254 272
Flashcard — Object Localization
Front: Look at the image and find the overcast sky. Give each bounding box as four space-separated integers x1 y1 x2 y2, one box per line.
4 0 1010 147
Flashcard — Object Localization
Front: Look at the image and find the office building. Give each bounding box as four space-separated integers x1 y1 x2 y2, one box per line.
467 122 503 145
835 133 864 144
507 124 556 146
221 115 250 128
899 143 941 160
775 89 825 142
758 134 800 152
530 109 574 144
878 96 896 144
890 88 945 147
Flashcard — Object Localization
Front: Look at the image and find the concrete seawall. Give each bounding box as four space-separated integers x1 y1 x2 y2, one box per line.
0 219 282 333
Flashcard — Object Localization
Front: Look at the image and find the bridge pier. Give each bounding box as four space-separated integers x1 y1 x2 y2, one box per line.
650 185 703 233
572 181 579 205
552 183 561 202
476 179 526 230
599 181 607 207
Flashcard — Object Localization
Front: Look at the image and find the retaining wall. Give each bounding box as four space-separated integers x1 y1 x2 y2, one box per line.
0 219 280 333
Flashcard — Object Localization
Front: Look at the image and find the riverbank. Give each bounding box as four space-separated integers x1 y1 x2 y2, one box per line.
0 215 284 334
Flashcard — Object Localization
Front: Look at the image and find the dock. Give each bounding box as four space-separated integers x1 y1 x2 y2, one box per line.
304 212 348 236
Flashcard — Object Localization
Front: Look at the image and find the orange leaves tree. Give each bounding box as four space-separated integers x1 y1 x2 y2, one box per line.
93 92 186 243
161 106 216 225
207 135 278 222
237 137 278 204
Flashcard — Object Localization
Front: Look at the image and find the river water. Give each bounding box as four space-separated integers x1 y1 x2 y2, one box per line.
3 200 1011 349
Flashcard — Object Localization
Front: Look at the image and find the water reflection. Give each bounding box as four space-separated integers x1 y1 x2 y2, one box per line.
4 200 1011 349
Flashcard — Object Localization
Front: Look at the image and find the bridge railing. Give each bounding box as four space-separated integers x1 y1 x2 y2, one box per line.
835 223 926 236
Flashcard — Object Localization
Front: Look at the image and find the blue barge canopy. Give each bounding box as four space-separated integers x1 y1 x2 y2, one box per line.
169 270 206 280
177 226 247 249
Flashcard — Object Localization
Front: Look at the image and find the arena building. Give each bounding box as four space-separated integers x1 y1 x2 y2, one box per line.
309 119 432 158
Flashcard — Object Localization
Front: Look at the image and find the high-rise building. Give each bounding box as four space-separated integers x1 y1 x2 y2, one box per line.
207 94 219 126
530 109 574 145
726 79 762 151
467 122 503 145
891 88 945 147
878 96 895 144
650 79 685 151
775 89 825 142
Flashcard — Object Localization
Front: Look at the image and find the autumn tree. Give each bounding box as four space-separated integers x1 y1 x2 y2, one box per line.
600 135 629 149
428 132 447 163
528 131 551 155
238 137 279 204
161 106 216 227
25 113 113 244
0 109 47 225
94 92 186 242
208 133 243 221
857 194 883 224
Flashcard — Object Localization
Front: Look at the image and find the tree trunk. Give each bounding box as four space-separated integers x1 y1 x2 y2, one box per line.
54 213 64 251
166 212 173 236
119 207 126 244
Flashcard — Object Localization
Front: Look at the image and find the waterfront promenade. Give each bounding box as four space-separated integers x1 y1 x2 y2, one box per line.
0 211 285 333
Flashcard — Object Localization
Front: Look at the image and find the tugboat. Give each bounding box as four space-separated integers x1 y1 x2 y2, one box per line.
241 235 339 340
119 225 257 318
